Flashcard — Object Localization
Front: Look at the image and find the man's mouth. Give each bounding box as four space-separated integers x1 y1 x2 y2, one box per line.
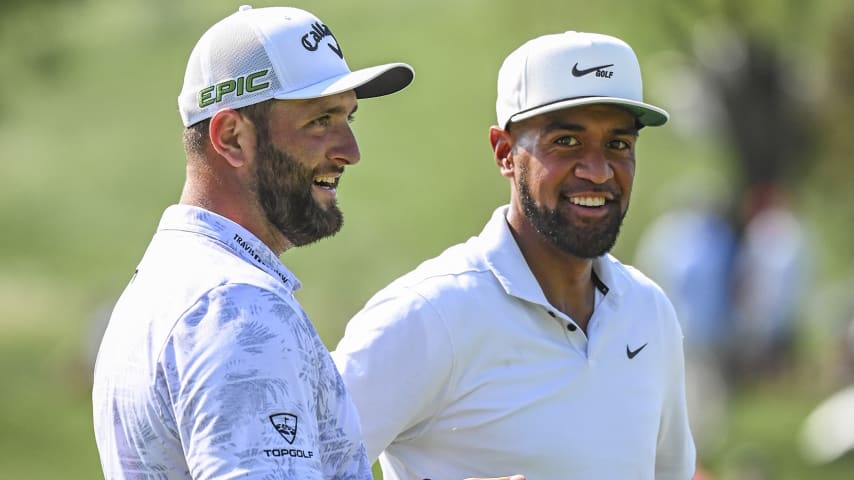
568 195 607 207
312 174 340 191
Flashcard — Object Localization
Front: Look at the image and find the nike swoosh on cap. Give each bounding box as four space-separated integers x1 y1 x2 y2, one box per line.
571 62 615 77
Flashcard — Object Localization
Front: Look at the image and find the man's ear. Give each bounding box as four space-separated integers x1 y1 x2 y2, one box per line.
489 126 514 179
209 109 253 168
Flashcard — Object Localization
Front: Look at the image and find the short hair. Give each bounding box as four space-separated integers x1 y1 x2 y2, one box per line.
181 100 275 158
182 118 210 158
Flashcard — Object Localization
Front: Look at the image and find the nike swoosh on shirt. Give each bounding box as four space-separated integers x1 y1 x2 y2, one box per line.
626 343 648 359
572 62 615 77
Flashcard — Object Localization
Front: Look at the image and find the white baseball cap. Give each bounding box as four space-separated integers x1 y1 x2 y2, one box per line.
496 31 668 128
178 5 414 127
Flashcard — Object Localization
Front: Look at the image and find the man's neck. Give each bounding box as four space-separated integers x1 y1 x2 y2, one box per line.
507 213 597 332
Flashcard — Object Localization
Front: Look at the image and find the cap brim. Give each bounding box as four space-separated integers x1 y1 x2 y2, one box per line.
273 62 414 100
509 96 669 127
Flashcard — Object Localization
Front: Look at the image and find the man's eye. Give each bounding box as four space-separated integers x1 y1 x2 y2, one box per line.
311 115 331 127
610 139 631 150
555 136 579 146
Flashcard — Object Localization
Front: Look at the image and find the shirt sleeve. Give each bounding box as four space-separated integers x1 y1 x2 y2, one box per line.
655 296 698 480
161 284 328 479
332 287 455 462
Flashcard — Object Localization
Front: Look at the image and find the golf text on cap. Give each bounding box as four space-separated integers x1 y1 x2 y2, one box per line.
198 69 270 108
571 62 615 78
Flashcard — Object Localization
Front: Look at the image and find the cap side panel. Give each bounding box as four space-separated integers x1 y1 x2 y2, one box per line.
177 6 414 126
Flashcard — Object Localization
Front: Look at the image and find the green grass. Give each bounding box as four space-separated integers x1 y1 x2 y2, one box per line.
0 334 100 478
703 380 854 480
2 0 854 478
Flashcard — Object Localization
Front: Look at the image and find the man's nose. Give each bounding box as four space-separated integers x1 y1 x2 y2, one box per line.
573 148 613 184
331 124 361 166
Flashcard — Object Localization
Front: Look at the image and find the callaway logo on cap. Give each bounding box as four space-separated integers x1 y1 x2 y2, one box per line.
496 31 668 128
178 5 414 127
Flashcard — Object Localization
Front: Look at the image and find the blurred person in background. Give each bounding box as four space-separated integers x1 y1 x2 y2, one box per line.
91 6 415 478
635 19 816 474
635 179 808 473
634 179 737 458
728 183 808 381
665 19 812 387
334 31 696 480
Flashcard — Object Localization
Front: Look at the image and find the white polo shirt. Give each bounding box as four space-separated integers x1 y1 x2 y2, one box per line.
93 205 370 480
333 205 696 480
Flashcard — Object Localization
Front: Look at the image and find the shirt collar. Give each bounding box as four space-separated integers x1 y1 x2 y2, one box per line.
157 204 302 291
477 205 626 305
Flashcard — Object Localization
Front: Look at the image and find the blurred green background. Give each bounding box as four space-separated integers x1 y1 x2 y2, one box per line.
2 0 854 478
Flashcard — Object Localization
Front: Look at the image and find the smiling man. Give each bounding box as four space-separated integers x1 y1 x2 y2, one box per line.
91 6 414 479
333 31 696 479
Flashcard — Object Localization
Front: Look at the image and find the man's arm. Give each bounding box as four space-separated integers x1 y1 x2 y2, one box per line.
333 288 455 461
655 297 697 480
165 284 334 479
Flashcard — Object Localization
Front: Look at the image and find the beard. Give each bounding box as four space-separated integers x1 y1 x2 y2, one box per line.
518 164 626 259
252 127 344 247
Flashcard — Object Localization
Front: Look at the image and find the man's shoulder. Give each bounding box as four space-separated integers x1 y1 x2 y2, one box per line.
600 254 667 295
149 230 286 291
357 237 502 321
386 237 494 293
121 233 293 333
600 255 681 335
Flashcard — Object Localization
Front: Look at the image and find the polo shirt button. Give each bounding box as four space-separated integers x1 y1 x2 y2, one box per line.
567 323 577 332
547 311 556 318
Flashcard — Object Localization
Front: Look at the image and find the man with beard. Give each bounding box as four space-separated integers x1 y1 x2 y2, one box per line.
333 31 697 479
91 6 413 479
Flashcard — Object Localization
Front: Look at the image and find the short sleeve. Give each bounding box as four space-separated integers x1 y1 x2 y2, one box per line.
162 284 326 479
332 287 455 462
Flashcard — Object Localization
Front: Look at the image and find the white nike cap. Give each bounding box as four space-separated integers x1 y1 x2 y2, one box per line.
496 31 668 128
178 5 414 127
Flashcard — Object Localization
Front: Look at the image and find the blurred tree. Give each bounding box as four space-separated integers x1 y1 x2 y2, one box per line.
636 4 822 469
650 0 817 375
659 0 817 204
811 6 854 262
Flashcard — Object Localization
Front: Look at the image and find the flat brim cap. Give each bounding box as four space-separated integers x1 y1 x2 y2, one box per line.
497 31 668 128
